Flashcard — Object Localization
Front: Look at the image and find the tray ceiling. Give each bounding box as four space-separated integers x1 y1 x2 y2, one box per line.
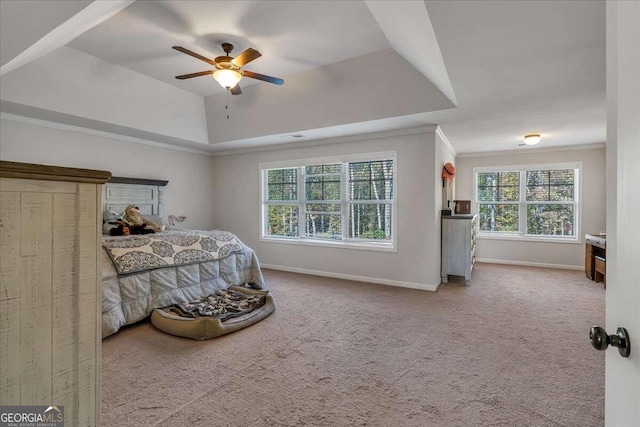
68 0 390 96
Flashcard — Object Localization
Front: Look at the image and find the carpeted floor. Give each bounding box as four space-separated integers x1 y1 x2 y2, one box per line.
102 263 605 426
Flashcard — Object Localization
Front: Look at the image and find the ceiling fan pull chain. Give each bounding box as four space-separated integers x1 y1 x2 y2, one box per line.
226 89 230 119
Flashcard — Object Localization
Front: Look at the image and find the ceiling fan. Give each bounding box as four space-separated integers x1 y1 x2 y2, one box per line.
172 43 284 95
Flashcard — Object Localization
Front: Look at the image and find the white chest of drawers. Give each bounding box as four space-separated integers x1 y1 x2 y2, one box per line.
441 214 478 285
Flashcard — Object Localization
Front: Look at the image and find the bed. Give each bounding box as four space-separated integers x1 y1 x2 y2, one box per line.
101 178 266 338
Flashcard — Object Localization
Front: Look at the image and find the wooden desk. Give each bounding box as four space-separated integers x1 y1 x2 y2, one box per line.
585 234 606 281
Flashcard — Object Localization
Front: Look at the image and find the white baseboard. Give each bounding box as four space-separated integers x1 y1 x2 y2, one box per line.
475 258 584 271
260 263 440 291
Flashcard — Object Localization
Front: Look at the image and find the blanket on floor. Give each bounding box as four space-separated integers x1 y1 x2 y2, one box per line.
170 289 267 321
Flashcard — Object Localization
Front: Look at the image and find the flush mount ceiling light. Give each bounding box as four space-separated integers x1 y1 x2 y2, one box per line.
523 133 541 145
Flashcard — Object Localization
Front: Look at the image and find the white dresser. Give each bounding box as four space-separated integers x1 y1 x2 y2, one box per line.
0 161 111 426
441 214 478 285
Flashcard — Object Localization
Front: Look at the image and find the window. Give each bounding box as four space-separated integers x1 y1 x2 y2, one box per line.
264 168 298 238
474 163 580 241
261 153 396 251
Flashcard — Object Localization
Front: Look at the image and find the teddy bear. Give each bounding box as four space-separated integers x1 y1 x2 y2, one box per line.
122 205 165 233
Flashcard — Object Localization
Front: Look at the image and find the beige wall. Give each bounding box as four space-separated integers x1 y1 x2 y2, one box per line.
0 119 216 229
455 146 606 268
210 130 444 288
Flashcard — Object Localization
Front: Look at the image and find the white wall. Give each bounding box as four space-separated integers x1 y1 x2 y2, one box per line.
0 46 209 144
0 119 215 229
209 129 443 288
433 129 457 279
455 146 606 268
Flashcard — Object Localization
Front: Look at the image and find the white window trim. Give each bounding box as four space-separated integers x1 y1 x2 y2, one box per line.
473 162 582 244
259 151 398 252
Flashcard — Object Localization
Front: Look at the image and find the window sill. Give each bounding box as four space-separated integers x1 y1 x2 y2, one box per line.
477 233 582 244
260 237 397 252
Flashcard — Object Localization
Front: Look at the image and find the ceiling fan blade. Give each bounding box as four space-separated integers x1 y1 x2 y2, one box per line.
175 70 214 80
172 46 216 66
243 70 284 85
230 84 242 95
231 48 262 67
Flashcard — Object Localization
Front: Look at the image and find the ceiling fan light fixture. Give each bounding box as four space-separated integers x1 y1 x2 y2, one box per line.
213 69 242 89
523 133 541 145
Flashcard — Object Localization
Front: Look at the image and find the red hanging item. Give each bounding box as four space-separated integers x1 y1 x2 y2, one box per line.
442 163 456 181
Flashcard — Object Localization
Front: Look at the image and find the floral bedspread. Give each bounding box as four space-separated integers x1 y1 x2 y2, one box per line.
102 229 243 275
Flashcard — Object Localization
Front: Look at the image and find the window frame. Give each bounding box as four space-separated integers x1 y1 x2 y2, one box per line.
260 151 397 252
473 162 582 244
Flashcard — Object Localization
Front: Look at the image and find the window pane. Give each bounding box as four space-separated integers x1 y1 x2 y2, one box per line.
305 165 322 175
478 204 519 232
478 187 497 202
477 172 498 187
266 205 299 237
527 170 549 186
348 204 392 240
266 168 297 201
348 160 393 201
498 172 519 201
304 214 342 239
306 203 341 213
305 174 341 201
499 185 519 201
526 169 575 201
305 182 323 200
550 169 574 185
268 183 283 200
526 185 549 201
351 181 371 200
550 185 574 201
305 164 341 175
527 204 575 236
477 172 518 202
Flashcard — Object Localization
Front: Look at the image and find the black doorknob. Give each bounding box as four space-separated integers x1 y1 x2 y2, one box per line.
589 326 631 358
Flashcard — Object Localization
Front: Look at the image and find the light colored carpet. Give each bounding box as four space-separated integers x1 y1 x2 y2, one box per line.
102 263 605 426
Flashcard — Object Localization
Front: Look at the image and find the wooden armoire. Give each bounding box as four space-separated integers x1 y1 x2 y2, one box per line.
0 161 111 426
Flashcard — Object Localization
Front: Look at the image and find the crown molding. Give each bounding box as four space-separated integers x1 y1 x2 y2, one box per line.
1 111 441 158
0 112 215 156
456 142 606 158
435 126 457 157
210 125 440 157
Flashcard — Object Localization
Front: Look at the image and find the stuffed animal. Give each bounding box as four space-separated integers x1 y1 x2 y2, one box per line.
130 224 155 235
103 210 122 223
102 210 124 234
109 220 130 236
123 205 165 233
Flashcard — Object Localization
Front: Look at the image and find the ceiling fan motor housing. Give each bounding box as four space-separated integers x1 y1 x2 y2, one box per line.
221 42 234 55
213 56 239 70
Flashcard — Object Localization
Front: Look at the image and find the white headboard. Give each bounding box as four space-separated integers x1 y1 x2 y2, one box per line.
102 177 168 218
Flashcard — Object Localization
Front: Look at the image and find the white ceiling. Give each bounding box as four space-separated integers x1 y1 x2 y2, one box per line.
421 0 606 153
68 0 390 96
0 0 606 155
0 0 92 67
